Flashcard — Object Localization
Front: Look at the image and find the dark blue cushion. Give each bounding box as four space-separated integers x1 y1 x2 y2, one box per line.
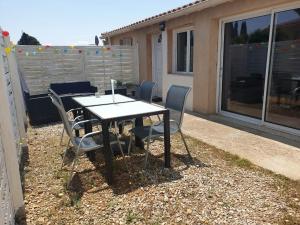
50 81 97 95
105 88 127 96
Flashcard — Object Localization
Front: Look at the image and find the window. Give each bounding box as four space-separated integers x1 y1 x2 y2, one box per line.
120 37 133 46
174 29 194 73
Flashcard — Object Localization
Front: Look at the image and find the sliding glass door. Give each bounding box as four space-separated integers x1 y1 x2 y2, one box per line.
266 8 300 130
221 6 300 132
221 15 271 119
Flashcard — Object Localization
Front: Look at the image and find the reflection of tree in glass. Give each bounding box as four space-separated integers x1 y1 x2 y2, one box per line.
248 29 270 43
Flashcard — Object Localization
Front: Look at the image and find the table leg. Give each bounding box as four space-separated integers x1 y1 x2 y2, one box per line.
83 108 94 160
83 108 92 134
134 117 144 149
163 111 171 168
72 110 80 137
102 121 114 184
118 123 124 134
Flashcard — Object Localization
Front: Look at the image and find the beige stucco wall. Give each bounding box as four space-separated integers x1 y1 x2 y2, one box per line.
110 25 161 83
108 0 299 114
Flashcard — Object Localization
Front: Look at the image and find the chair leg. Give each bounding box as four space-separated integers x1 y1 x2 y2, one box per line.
61 139 71 170
128 133 133 155
60 127 65 146
179 129 193 160
116 135 124 158
67 151 79 187
116 134 129 172
144 137 151 169
157 115 161 122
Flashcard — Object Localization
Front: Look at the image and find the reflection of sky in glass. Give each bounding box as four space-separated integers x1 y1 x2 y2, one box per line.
276 9 300 25
234 15 270 35
229 9 300 36
241 15 271 34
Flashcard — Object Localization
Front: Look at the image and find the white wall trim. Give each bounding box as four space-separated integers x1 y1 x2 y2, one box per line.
172 26 194 74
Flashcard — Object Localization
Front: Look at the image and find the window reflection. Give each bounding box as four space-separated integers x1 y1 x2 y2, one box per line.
266 9 300 130
221 15 271 119
177 32 187 72
190 31 194 72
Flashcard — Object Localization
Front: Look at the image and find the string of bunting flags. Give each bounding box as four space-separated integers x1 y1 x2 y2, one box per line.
4 46 125 57
1 30 124 57
14 46 122 57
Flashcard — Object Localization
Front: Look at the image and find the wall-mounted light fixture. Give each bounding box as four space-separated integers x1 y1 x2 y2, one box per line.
159 21 166 31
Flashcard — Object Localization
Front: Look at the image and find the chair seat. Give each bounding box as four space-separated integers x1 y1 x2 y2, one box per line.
151 122 179 134
130 122 179 140
74 137 100 150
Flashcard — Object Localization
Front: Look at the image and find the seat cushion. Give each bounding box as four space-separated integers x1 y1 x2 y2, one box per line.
50 81 94 95
152 122 179 134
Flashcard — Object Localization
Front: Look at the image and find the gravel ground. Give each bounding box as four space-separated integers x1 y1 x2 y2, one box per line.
19 123 300 225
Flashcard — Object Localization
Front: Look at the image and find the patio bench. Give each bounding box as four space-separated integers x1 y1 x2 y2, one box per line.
24 81 97 125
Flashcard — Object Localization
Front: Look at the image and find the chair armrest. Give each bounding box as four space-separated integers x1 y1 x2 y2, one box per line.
67 108 83 121
72 119 99 130
67 107 83 114
79 131 102 148
73 115 83 122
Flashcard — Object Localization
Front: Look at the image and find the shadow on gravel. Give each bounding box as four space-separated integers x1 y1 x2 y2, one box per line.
65 145 208 202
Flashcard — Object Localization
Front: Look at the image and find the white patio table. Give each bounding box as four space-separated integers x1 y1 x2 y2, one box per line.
72 94 135 135
72 95 171 184
73 94 135 107
87 101 170 184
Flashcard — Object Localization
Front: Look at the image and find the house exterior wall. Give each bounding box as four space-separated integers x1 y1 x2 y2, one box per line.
107 0 299 114
110 25 161 83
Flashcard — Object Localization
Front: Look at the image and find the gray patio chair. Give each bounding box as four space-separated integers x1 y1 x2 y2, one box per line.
127 85 192 168
50 93 127 185
49 89 96 145
136 80 156 103
118 80 158 131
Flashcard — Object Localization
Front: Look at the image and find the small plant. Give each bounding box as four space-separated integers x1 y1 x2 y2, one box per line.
126 210 139 224
224 153 254 169
108 199 117 208
69 192 81 207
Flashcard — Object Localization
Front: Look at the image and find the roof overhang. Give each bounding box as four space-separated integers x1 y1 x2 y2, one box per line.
101 0 232 38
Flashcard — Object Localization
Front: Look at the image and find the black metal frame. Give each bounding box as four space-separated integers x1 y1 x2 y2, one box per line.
83 105 170 185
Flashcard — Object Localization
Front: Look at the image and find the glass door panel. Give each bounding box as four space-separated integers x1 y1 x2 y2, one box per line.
221 15 271 119
266 8 300 130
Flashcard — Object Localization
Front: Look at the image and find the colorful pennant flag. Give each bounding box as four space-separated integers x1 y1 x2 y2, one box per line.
4 47 11 55
2 31 9 37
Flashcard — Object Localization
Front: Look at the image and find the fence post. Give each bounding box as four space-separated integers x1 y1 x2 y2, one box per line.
4 37 27 145
0 30 24 218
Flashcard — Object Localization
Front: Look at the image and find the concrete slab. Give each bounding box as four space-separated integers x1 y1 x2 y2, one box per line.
182 113 300 181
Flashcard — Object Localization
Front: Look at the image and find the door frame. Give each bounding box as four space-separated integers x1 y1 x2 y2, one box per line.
152 32 163 97
217 1 300 136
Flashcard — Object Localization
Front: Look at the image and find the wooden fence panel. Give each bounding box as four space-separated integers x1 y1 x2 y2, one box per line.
16 45 139 95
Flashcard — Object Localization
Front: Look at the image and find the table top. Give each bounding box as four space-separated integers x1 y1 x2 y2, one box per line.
73 94 135 107
87 101 167 120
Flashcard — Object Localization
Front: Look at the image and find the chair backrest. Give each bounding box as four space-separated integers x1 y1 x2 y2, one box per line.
49 91 75 144
165 85 191 129
49 89 64 106
138 80 156 103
